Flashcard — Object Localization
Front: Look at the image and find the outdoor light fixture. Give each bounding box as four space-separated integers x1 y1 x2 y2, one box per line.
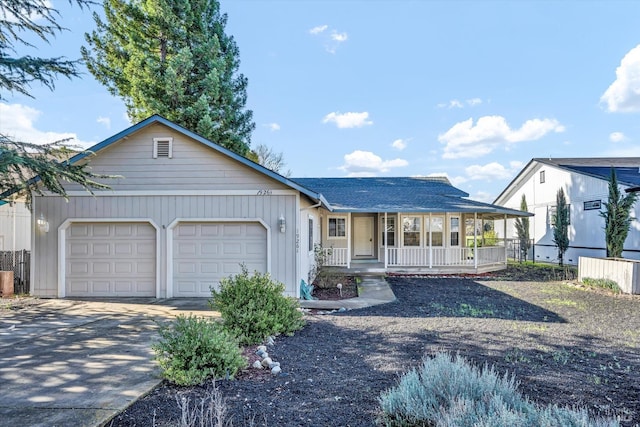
37 213 50 233
278 215 286 233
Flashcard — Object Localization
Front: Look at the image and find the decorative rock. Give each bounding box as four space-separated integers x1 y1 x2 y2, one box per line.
252 361 263 369
256 349 267 358
271 366 281 375
266 336 275 346
261 357 273 367
268 361 280 369
257 345 267 353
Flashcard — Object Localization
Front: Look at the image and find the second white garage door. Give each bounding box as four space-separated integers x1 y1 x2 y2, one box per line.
172 222 267 297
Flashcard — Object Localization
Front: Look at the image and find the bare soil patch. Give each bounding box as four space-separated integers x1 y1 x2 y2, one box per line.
110 272 640 426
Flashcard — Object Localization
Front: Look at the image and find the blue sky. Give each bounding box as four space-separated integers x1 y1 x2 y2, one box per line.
2 1 640 202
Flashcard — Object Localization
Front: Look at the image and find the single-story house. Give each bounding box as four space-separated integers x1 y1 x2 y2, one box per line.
494 157 640 264
4 115 529 299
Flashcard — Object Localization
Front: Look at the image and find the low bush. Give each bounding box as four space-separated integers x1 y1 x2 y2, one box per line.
582 277 621 293
379 352 619 427
210 266 305 345
152 315 246 386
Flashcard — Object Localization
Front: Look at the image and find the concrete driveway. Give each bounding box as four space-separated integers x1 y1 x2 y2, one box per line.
0 298 214 427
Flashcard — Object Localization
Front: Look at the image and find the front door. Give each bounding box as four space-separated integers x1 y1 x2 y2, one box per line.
353 216 374 257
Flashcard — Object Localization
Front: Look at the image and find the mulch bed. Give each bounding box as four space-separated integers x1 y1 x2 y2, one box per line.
110 274 640 426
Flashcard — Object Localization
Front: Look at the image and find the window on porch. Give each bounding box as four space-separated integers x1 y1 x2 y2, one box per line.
450 217 460 246
381 216 396 246
402 216 420 246
328 217 346 238
429 216 444 246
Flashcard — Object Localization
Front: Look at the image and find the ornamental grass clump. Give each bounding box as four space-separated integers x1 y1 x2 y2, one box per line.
379 352 619 427
210 266 305 345
152 315 246 386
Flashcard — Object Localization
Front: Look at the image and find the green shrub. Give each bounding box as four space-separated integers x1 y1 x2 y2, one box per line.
210 266 305 345
379 352 619 427
582 277 621 293
152 315 246 386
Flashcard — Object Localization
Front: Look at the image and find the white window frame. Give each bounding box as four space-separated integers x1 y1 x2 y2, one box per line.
428 215 444 247
402 215 421 247
308 217 314 253
153 137 173 159
327 216 347 239
450 215 460 247
380 215 396 247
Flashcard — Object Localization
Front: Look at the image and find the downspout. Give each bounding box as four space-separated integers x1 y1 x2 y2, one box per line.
347 212 351 269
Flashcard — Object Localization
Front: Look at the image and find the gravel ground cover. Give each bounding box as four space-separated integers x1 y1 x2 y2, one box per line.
110 273 640 427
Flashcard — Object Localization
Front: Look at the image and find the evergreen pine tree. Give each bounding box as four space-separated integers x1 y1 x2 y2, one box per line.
514 194 530 261
82 0 255 155
600 168 638 258
0 0 111 207
552 188 570 266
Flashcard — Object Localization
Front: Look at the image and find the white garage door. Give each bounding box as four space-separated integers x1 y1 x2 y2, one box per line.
173 222 267 297
65 223 156 297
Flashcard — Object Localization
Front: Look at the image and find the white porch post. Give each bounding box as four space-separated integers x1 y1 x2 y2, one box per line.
474 213 478 269
428 213 433 269
503 214 508 265
384 212 388 269
347 212 351 269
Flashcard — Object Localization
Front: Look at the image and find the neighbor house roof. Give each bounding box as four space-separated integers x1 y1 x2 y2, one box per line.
293 177 530 218
494 157 640 204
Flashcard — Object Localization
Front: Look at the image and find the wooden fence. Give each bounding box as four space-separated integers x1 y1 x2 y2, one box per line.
0 250 30 295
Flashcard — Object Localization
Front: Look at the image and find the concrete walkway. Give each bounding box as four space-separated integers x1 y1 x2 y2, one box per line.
299 275 396 310
0 297 213 427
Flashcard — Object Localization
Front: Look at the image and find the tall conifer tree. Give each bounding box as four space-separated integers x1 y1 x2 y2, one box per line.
514 194 530 261
82 0 255 155
552 188 570 266
600 168 638 258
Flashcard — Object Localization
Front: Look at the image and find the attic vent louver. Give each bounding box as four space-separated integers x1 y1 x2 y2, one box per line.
153 137 173 159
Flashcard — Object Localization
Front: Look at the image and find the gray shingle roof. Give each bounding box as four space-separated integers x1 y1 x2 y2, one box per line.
293 177 530 217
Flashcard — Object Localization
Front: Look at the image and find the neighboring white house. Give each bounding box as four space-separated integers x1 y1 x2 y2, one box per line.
1 116 529 299
0 200 31 251
494 158 640 265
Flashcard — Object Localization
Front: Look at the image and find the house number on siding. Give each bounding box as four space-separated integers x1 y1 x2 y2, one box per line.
257 189 273 196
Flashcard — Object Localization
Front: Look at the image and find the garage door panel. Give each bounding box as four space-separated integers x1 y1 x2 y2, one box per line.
66 223 156 297
173 222 267 297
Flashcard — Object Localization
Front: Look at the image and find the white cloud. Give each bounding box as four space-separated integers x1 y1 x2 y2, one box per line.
600 44 640 113
331 31 348 42
472 191 494 203
339 150 408 176
465 162 513 181
605 145 640 157
0 103 94 148
438 115 565 159
309 25 328 35
437 98 483 109
391 138 408 150
609 131 626 142
323 111 373 129
265 123 281 131
97 116 111 129
309 25 348 53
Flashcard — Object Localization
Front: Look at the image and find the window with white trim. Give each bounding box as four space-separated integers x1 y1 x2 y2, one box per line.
539 170 545 183
380 216 396 246
429 216 444 247
402 216 421 246
450 216 460 246
153 137 173 158
328 217 346 238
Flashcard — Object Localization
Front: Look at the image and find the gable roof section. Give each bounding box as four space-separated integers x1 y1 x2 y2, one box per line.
494 157 640 205
0 115 329 208
293 177 529 218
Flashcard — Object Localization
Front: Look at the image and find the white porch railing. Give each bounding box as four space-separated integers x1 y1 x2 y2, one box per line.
324 248 348 266
322 246 505 268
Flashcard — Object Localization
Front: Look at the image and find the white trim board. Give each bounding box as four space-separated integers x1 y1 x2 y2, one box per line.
41 189 300 197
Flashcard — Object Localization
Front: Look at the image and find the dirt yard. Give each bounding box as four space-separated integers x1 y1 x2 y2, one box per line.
110 274 640 426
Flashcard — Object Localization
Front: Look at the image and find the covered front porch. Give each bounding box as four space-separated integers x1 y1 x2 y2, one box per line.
319 211 510 274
